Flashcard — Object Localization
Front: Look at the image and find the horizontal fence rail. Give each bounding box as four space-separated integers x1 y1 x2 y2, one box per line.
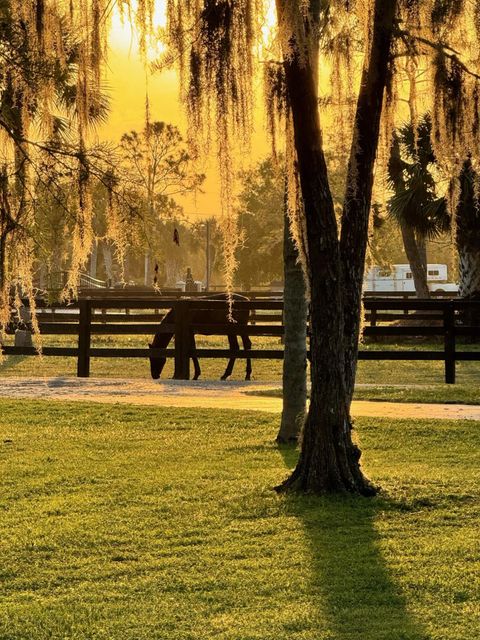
2 296 479 383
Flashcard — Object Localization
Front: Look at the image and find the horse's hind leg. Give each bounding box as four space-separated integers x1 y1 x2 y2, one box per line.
241 334 252 380
191 335 201 380
221 334 238 380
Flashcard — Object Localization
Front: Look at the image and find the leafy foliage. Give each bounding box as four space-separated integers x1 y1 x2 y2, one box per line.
234 158 284 289
31 121 206 287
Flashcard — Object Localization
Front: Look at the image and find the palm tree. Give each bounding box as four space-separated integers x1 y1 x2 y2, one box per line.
457 158 480 296
387 115 450 297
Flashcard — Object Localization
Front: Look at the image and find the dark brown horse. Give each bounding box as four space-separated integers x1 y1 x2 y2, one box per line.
148 294 252 380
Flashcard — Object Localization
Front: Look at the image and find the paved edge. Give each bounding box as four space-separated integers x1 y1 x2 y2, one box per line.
0 377 479 420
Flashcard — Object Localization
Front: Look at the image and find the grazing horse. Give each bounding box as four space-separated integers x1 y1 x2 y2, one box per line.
149 293 252 380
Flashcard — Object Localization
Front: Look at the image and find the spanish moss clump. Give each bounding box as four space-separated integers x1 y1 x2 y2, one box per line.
263 62 287 160
431 0 465 32
0 0 115 337
160 0 264 301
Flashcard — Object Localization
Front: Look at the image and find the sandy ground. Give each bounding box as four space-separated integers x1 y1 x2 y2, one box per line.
0 377 479 420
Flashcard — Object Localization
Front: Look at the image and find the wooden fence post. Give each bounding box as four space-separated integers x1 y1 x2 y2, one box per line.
174 300 190 380
444 301 456 384
77 299 92 377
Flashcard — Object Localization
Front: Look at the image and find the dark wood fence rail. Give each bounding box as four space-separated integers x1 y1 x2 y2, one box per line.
2 297 479 384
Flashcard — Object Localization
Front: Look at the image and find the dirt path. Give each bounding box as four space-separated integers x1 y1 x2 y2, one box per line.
0 377 479 420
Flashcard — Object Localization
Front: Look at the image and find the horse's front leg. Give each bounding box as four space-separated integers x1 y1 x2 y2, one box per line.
241 334 252 380
221 334 238 380
191 334 201 380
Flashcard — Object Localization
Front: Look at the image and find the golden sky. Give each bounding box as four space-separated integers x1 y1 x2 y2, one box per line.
99 5 271 219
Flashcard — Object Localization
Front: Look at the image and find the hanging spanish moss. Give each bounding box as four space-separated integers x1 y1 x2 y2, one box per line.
0 0 118 338
161 1 264 302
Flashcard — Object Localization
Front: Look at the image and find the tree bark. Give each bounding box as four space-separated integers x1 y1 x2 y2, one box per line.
339 0 399 404
275 11 372 494
276 0 397 494
458 248 480 340
277 208 307 443
417 234 428 275
400 222 430 298
459 248 480 298
457 158 480 298
456 158 480 337
277 0 320 445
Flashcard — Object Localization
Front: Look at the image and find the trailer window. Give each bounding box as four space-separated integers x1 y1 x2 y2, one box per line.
428 270 439 276
406 272 412 279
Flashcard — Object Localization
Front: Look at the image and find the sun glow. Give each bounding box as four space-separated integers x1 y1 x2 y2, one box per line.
109 0 167 60
261 0 277 49
103 0 275 217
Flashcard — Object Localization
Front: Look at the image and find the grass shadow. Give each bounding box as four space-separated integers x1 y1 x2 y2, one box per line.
0 355 27 374
289 495 428 639
277 445 428 639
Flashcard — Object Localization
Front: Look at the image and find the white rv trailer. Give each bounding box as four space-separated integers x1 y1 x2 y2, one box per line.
363 264 458 293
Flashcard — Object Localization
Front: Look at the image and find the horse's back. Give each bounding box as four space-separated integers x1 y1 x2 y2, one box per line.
190 293 250 329
201 293 249 302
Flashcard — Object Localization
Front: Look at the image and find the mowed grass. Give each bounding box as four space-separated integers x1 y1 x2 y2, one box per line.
0 400 479 639
354 383 480 404
249 383 480 405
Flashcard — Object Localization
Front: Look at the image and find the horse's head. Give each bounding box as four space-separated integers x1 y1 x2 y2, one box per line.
148 334 169 379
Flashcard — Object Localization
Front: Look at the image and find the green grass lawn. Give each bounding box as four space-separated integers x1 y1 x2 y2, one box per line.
0 400 478 639
354 384 480 404
249 383 480 405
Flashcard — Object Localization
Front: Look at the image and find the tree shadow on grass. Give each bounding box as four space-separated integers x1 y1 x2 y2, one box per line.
0 355 26 374
277 445 429 640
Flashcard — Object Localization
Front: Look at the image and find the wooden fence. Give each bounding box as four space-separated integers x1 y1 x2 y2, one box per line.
76 288 284 300
76 287 457 300
2 297 479 384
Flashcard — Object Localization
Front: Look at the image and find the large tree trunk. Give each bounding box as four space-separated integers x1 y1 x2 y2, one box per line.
459 248 480 298
400 222 430 298
458 248 480 340
339 0 399 403
276 14 372 495
277 0 319 445
456 158 480 337
457 158 480 298
417 234 428 275
0 81 26 295
277 0 397 494
277 208 307 443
